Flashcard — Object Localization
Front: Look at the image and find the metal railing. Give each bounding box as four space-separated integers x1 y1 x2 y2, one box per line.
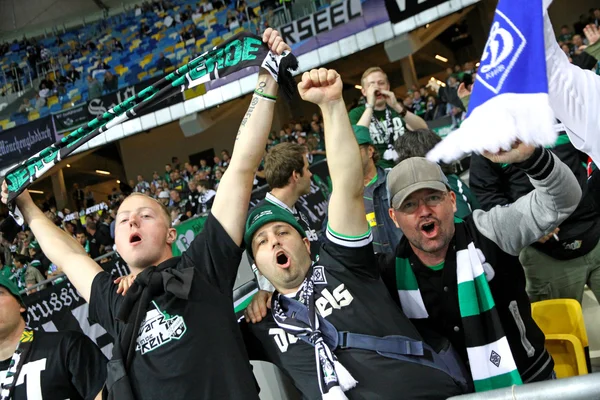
19 250 118 295
448 373 600 400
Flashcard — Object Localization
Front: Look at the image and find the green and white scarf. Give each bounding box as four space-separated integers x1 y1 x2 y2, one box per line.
395 220 522 392
2 32 299 225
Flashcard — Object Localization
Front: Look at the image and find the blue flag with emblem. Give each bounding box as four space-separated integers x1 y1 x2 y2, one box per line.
427 0 556 163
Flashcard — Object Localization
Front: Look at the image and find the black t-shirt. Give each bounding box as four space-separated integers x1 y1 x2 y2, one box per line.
88 213 259 400
0 330 107 400
244 229 463 399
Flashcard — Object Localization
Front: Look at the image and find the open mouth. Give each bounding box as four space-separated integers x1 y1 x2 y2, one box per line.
275 250 290 269
420 221 439 238
129 233 142 244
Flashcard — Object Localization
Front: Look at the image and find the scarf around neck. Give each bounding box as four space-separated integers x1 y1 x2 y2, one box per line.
0 329 34 400
395 219 522 392
271 265 357 399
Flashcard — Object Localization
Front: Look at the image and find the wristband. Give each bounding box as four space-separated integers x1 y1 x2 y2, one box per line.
254 90 277 101
365 103 374 109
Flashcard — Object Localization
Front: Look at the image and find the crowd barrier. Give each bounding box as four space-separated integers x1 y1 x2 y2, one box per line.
448 373 600 400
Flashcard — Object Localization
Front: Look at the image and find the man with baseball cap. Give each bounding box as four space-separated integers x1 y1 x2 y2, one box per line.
379 146 582 390
241 68 467 399
0 275 107 399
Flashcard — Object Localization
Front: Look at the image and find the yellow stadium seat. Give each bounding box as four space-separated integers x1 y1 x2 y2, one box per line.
63 103 72 110
211 37 223 46
28 112 40 121
195 38 207 47
175 42 185 50
104 56 112 63
47 96 59 106
182 56 190 64
531 299 590 377
4 121 15 129
253 6 260 15
149 68 157 75
0 119 9 129
137 72 148 81
164 66 175 73
544 334 588 378
118 66 129 75
234 27 245 34
164 45 175 54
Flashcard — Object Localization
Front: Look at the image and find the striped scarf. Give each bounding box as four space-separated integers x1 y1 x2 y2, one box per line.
0 329 34 400
271 265 357 399
395 221 522 392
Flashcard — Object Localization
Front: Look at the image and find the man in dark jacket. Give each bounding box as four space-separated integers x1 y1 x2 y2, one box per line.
469 131 600 304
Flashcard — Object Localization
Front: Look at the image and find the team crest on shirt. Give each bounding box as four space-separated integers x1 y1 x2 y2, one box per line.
136 301 187 354
311 266 327 285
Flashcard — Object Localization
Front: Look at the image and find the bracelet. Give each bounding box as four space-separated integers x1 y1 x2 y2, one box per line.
365 103 374 109
253 93 276 103
254 90 277 101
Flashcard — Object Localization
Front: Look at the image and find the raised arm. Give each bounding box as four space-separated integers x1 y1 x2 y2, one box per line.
473 146 581 256
1 185 102 302
211 28 290 246
545 13 600 163
298 68 368 237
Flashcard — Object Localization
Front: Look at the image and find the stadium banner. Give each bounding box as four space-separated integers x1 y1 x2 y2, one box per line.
0 116 55 171
172 215 208 256
384 0 447 24
23 279 116 358
52 103 91 136
87 77 185 118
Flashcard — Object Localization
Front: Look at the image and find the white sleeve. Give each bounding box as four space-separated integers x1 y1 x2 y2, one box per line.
545 13 600 164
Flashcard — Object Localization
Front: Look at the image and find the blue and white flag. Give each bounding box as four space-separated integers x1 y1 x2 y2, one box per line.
427 0 555 163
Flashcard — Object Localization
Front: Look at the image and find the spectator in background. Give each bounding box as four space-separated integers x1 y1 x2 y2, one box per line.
221 150 231 168
65 65 81 83
199 159 211 174
140 23 151 37
75 229 90 256
13 254 45 290
212 156 224 174
351 125 401 254
18 98 34 114
38 83 51 99
572 34 585 56
186 180 200 213
134 174 151 193
54 71 68 86
112 38 124 51
213 169 223 190
424 96 445 121
558 25 573 45
164 163 173 184
411 90 426 118
86 221 112 259
87 75 102 100
197 180 216 214
156 52 172 72
151 171 162 188
172 156 181 170
306 134 326 164
349 67 428 168
103 71 118 93
85 187 95 208
395 129 479 219
28 240 50 279
73 183 85 210
170 171 186 193
593 8 600 27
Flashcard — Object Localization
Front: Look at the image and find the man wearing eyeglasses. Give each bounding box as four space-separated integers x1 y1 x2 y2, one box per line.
379 145 582 387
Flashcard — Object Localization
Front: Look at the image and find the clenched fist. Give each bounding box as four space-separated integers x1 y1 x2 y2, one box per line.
297 68 343 106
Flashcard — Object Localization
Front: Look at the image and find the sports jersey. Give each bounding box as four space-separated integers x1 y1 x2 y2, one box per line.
89 213 258 399
0 330 107 400
243 228 464 399
348 105 407 169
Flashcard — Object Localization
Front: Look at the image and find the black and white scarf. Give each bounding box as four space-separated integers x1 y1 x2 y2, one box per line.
271 266 357 399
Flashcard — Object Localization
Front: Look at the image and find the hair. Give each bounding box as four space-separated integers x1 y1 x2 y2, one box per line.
87 221 97 231
264 143 307 189
394 129 453 174
13 254 29 266
361 67 388 87
75 228 87 236
198 179 213 190
360 144 380 165
122 192 172 226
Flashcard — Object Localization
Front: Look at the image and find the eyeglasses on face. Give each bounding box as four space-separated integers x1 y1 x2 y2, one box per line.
397 191 448 214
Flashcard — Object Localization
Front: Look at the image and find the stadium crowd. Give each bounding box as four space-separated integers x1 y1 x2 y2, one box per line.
0 5 599 400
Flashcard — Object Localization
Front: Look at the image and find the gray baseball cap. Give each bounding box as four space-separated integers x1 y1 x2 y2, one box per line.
386 157 449 209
